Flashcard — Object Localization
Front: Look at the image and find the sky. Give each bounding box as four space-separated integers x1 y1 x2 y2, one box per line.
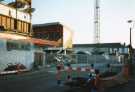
3 0 135 47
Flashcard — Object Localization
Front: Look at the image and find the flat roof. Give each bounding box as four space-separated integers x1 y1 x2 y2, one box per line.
73 43 127 48
0 32 59 46
33 22 62 28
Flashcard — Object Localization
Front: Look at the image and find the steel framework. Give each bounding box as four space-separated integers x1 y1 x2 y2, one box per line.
94 0 100 43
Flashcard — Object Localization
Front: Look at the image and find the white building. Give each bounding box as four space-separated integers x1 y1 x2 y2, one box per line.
0 3 45 71
0 33 46 71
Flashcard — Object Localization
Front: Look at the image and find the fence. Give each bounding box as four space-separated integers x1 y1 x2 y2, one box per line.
44 55 123 80
45 54 122 64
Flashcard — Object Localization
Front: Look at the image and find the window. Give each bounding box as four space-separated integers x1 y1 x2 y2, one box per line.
7 17 11 30
7 41 18 51
21 21 24 32
24 22 27 33
0 15 1 26
2 16 6 29
11 19 14 30
6 41 31 51
24 15 26 19
14 19 18 30
17 21 22 32
26 23 28 33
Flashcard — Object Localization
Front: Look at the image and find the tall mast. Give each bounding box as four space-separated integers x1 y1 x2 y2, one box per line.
94 0 100 44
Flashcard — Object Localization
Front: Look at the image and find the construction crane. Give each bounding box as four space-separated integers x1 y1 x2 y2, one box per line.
94 0 100 44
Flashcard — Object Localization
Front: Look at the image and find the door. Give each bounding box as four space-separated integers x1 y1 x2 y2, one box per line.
34 52 44 67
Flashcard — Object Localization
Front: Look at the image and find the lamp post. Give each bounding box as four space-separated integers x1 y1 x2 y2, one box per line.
127 20 134 75
128 20 133 47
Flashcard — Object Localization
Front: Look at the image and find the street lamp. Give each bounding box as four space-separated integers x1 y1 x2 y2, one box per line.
127 20 135 47
127 20 135 75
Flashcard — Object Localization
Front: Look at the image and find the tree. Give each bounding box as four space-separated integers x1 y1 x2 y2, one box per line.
17 0 31 5
0 0 4 2
7 0 35 13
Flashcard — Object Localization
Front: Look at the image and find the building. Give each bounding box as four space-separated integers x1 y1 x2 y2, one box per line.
73 43 128 55
33 22 73 65
0 2 73 71
0 32 60 71
33 22 73 55
0 0 74 71
0 3 31 35
33 22 73 49
73 43 129 64
0 2 33 71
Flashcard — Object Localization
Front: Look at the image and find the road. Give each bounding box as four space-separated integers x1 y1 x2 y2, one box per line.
0 69 66 92
0 69 90 92
104 79 135 92
1 69 135 92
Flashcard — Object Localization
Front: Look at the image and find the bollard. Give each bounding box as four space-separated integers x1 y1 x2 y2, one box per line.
56 65 62 85
66 64 72 81
77 66 81 77
122 64 129 80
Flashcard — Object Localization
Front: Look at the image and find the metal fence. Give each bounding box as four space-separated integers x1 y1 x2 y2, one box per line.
45 54 122 65
45 53 123 73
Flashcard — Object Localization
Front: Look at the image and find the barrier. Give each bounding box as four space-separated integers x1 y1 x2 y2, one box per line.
64 66 94 73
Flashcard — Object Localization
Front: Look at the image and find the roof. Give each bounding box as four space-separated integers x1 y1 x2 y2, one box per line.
73 43 127 48
28 38 59 46
0 32 59 46
33 22 73 34
33 22 62 28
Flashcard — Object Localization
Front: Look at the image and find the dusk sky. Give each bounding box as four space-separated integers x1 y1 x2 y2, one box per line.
3 0 135 47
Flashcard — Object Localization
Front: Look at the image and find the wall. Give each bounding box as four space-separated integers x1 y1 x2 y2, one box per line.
0 39 34 71
63 26 73 49
0 50 34 71
0 39 6 51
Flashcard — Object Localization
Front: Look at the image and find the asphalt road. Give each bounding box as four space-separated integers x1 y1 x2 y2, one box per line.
0 69 89 92
0 70 65 92
104 79 135 92
1 69 135 92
